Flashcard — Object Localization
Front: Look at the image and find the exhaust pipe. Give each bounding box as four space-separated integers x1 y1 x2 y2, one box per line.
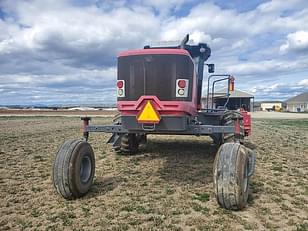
180 34 189 49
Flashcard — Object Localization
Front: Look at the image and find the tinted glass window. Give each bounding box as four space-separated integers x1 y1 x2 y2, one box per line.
118 54 194 101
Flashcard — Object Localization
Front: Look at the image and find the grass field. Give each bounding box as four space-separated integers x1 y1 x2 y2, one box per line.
0 116 307 230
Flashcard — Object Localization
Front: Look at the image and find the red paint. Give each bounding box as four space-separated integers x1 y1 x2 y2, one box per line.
117 48 199 116
235 119 241 135
240 109 251 136
117 95 197 116
118 49 190 57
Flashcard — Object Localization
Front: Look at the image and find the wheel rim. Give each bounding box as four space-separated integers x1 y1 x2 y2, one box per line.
80 155 92 183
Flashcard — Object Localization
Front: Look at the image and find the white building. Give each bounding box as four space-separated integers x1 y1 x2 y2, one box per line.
260 102 282 111
286 92 308 112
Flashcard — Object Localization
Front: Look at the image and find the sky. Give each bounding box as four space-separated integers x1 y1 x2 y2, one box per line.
0 0 308 106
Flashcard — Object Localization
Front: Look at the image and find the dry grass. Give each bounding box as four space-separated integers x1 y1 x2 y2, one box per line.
0 116 307 230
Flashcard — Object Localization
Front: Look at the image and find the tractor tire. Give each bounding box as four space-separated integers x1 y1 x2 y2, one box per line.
138 134 147 145
53 139 95 199
213 142 249 210
221 111 244 143
117 134 139 154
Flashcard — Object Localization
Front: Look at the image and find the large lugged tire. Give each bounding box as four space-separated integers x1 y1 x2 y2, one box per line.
117 134 139 154
53 139 95 199
213 142 249 210
221 111 244 143
210 111 244 145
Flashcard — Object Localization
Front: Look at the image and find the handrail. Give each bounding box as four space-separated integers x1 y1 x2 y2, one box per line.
206 74 232 110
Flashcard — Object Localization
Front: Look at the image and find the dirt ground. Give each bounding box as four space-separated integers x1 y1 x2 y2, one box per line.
0 116 307 230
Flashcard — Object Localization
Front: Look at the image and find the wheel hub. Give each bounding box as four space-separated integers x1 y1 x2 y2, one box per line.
80 155 92 183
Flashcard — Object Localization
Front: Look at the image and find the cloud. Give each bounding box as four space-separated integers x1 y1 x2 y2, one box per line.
256 0 305 13
0 0 160 105
298 79 308 86
280 30 308 53
250 79 308 101
0 67 117 105
0 0 160 68
138 0 194 17
224 58 308 76
0 0 308 105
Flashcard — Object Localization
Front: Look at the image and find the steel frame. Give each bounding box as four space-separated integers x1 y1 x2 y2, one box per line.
86 124 235 135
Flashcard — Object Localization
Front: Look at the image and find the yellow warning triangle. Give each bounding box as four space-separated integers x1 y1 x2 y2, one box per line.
137 101 160 123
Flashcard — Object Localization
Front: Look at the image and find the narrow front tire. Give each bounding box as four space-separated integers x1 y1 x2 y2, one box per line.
52 139 95 199
213 142 249 210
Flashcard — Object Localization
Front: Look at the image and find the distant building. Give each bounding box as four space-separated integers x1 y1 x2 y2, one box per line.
286 92 308 112
260 102 283 111
67 107 98 111
201 89 254 112
253 102 261 111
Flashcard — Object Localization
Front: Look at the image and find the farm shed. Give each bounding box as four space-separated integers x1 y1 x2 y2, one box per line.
201 89 254 112
286 92 308 112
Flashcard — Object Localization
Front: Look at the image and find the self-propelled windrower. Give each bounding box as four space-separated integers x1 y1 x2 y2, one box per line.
52 34 256 210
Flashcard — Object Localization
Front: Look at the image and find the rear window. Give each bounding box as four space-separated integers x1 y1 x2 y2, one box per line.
118 54 194 101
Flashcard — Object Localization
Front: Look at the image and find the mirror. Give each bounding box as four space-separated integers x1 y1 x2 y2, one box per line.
208 64 215 73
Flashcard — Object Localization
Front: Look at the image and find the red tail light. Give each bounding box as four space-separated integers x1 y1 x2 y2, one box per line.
117 80 124 88
178 80 186 88
117 80 125 97
176 79 189 97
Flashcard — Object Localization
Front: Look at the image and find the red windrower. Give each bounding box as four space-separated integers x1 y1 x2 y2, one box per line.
52 34 255 212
